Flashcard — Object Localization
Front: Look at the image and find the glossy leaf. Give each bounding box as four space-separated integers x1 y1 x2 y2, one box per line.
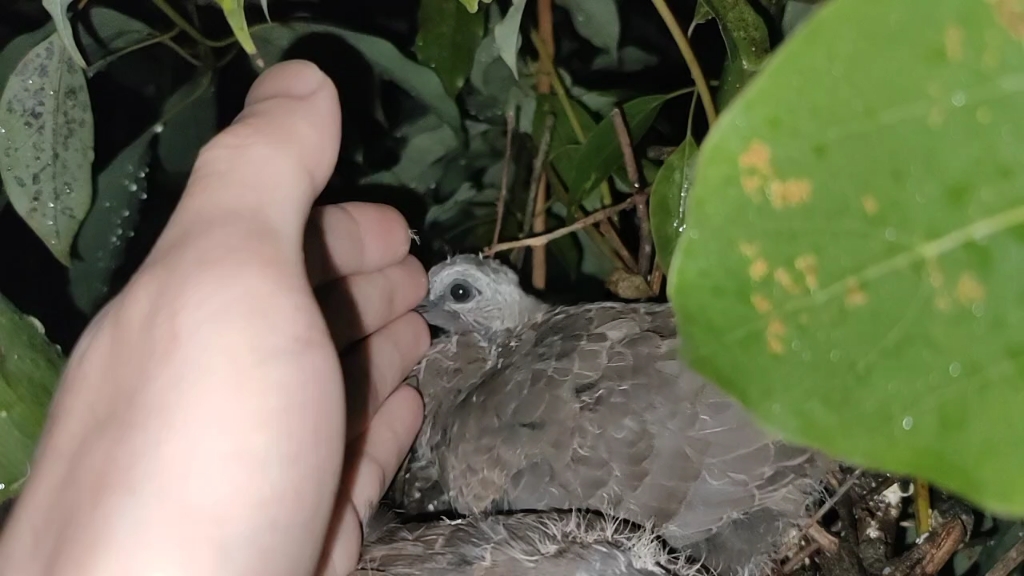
69 72 217 315
77 7 160 75
534 93 596 189
670 0 1024 515
555 0 620 56
416 0 485 97
0 32 95 265
156 73 217 173
493 0 527 79
458 0 493 13
0 293 64 503
650 137 698 271
251 22 463 140
41 0 87 69
568 90 685 204
213 0 262 66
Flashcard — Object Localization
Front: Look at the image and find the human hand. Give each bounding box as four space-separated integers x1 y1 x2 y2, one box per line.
0 61 429 576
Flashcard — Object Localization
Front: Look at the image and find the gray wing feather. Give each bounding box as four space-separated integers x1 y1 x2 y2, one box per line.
435 302 828 551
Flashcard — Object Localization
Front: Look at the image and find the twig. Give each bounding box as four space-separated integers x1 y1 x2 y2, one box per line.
531 0 556 290
491 109 516 248
985 537 1024 576
599 221 640 271
609 107 652 279
529 29 615 208
485 194 647 256
777 469 864 561
150 0 236 48
914 479 932 535
782 541 821 574
650 0 718 125
808 523 840 554
511 115 555 267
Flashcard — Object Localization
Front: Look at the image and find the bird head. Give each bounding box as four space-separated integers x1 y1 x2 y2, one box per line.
416 254 549 336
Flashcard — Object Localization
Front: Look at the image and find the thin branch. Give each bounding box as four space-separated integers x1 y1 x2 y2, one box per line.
529 29 614 208
914 479 932 535
650 0 718 125
610 107 652 278
492 109 517 248
87 28 185 76
531 0 555 290
649 263 664 294
150 0 237 48
485 193 647 256
985 537 1024 576
777 469 864 561
782 541 821 574
545 168 635 271
511 114 555 267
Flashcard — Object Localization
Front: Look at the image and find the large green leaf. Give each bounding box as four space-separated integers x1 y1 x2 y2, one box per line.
534 93 597 191
0 32 95 265
493 0 527 79
650 137 698 271
415 0 485 97
669 0 1024 515
554 0 620 57
70 73 216 315
250 22 463 140
0 293 64 503
41 0 88 69
568 91 685 204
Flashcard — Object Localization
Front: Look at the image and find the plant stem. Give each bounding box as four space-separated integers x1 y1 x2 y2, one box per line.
650 0 717 125
87 28 188 76
485 193 647 256
150 0 237 48
491 109 516 248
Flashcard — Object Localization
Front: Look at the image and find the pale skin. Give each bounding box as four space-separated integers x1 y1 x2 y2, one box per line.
0 60 430 576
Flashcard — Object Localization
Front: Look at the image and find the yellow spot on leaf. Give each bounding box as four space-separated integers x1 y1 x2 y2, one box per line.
739 139 773 174
845 280 868 308
751 293 773 314
935 293 953 312
766 317 787 355
861 195 879 216
955 272 986 306
741 175 765 201
769 179 813 209
945 24 964 62
794 254 819 291
990 0 1024 39
738 241 760 259
774 267 802 295
928 104 947 128
749 258 770 282
976 106 993 124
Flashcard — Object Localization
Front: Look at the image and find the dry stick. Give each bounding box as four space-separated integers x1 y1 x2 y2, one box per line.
985 537 1024 576
776 469 865 561
485 194 647 256
782 542 822 574
650 0 717 125
914 479 932 535
532 0 556 291
491 109 517 248
511 115 556 267
610 107 652 280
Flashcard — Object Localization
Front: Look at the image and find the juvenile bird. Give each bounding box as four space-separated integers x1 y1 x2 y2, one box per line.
394 255 833 576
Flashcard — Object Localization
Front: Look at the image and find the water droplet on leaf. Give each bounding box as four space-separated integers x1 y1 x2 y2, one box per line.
902 416 913 430
949 362 961 377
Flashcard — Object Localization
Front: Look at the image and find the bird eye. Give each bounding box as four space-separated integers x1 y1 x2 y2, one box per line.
449 282 474 303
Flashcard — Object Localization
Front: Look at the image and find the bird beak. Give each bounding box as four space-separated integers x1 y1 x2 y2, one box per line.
414 298 433 316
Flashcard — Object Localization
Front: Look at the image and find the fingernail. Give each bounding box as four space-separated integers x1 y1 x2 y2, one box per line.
245 60 327 106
